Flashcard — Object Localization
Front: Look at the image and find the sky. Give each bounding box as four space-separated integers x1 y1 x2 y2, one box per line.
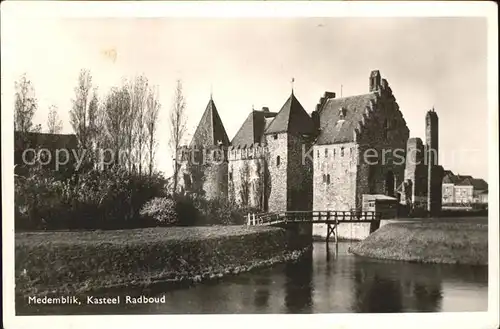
2 16 489 180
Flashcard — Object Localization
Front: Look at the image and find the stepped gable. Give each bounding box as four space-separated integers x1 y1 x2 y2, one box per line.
189 98 230 147
264 93 314 135
315 92 379 145
231 109 278 147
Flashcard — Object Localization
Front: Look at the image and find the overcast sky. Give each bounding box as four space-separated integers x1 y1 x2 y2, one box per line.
2 17 489 179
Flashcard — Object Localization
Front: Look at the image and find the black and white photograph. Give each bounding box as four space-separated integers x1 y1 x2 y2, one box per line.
2 1 498 328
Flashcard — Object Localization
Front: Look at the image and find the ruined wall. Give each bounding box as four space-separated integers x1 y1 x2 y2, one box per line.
404 138 428 208
265 133 288 212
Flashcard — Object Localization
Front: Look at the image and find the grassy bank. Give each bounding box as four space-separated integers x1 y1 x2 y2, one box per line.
349 221 488 265
16 226 306 297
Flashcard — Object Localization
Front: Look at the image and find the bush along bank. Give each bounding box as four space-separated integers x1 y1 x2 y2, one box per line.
348 221 488 266
15 226 309 298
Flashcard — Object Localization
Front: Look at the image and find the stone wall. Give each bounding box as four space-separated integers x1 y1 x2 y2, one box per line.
313 142 358 211
228 157 265 208
265 133 288 212
287 134 313 211
356 89 409 209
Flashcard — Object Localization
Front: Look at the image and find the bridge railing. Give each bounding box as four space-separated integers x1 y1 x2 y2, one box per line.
247 210 382 226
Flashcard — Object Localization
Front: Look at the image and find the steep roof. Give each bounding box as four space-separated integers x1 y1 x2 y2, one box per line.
471 178 488 190
15 131 78 151
455 175 474 186
264 93 314 135
442 170 458 184
315 92 378 145
189 99 230 147
231 110 277 147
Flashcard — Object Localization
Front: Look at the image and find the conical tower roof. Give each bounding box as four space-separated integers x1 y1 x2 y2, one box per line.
189 99 230 147
265 93 314 135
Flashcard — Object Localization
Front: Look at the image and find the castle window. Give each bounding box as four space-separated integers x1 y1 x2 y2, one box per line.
325 148 328 157
317 149 320 158
327 174 331 184
276 156 281 167
341 147 344 157
273 134 278 140
323 174 326 183
333 148 336 158
229 172 233 180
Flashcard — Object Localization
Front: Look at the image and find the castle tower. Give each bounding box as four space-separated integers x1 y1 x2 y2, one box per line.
183 98 230 199
264 92 315 212
425 108 441 215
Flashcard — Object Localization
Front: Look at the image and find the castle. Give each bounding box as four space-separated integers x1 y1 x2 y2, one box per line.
177 70 444 221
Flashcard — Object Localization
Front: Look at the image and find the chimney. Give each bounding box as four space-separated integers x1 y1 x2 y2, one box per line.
316 91 336 112
369 70 381 92
262 107 269 112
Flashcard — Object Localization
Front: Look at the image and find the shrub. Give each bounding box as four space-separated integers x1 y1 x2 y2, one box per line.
14 167 167 230
140 197 178 226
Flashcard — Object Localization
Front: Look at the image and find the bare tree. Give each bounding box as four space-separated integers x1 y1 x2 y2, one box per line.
128 75 149 174
145 86 160 176
14 74 38 133
104 85 130 168
47 105 63 134
70 69 93 149
169 80 188 194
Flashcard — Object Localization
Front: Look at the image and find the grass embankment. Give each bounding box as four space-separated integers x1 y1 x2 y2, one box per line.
16 226 305 297
349 221 488 265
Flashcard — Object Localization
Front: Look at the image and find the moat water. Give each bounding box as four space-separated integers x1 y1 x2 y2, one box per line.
20 242 488 315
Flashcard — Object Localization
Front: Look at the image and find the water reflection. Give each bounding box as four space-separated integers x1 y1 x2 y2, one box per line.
284 248 314 313
16 242 488 315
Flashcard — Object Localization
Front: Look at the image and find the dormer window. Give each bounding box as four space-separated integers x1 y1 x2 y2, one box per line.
339 107 347 120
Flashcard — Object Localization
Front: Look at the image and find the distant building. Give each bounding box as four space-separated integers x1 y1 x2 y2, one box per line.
441 170 488 204
14 131 79 178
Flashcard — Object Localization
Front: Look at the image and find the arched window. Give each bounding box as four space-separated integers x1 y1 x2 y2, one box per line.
276 156 281 167
327 174 331 184
341 147 345 157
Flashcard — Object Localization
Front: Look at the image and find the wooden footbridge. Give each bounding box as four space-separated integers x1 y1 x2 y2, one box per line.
247 210 382 243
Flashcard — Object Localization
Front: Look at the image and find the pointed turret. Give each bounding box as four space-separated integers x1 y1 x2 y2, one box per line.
189 98 230 147
265 93 314 135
